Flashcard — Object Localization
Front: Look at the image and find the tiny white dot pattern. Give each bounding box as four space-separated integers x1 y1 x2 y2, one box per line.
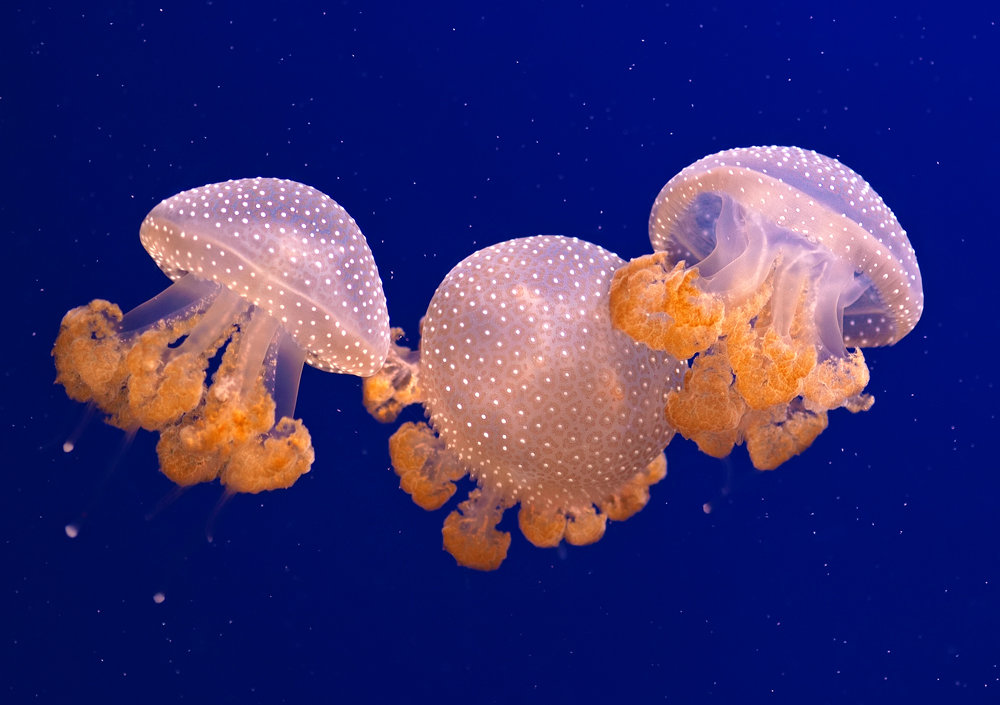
649 146 923 347
139 177 390 376
419 235 687 509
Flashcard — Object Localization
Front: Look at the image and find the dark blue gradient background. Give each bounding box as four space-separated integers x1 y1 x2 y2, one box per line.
2 2 996 702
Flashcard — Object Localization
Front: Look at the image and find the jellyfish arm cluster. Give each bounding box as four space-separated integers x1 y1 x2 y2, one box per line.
54 147 922 570
609 146 923 470
53 178 389 494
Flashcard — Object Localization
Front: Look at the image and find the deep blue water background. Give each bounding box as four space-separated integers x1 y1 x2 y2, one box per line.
2 2 997 702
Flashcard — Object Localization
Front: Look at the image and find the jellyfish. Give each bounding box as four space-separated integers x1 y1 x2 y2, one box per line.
610 146 923 470
364 236 686 570
53 178 390 493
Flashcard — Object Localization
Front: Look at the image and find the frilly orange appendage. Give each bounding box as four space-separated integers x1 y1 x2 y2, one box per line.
613 257 874 470
52 299 211 432
363 329 422 423
222 418 314 494
53 300 129 413
728 321 817 411
387 421 467 510
801 349 872 413
563 506 607 546
386 422 515 569
609 253 723 360
156 332 313 493
442 489 513 571
517 502 608 548
122 327 212 431
743 404 829 471
664 341 747 459
517 452 666 549
517 504 568 548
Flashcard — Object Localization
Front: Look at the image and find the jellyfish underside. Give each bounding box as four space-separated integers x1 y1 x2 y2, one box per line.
366 339 670 572
611 194 874 470
53 273 314 493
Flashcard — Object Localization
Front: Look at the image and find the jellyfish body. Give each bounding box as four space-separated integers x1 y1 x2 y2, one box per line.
610 146 923 469
54 177 390 492
365 236 686 569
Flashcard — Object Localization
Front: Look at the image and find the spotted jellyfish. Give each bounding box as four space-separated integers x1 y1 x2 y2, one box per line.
54 177 390 493
610 146 923 470
364 235 686 570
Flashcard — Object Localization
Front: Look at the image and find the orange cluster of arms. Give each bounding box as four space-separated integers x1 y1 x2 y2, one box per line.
53 146 923 570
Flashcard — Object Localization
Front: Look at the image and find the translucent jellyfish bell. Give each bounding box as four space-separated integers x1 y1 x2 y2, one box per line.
611 146 923 469
365 236 686 570
54 178 390 493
